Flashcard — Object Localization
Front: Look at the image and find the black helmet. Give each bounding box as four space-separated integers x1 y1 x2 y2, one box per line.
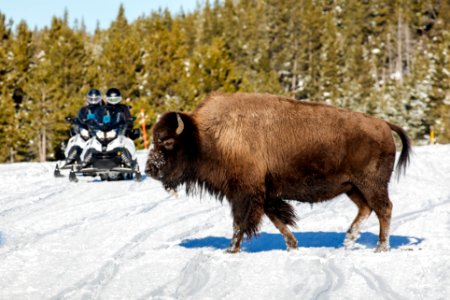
105 88 122 105
86 89 102 105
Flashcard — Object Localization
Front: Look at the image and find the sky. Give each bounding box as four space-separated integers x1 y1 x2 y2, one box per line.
0 0 201 32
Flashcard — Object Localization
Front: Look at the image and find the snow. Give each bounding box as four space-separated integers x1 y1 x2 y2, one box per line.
1 145 450 299
390 71 403 81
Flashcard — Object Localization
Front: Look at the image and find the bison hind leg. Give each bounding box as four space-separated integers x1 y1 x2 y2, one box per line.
264 198 298 251
347 184 393 252
362 186 392 253
344 187 373 249
371 192 393 253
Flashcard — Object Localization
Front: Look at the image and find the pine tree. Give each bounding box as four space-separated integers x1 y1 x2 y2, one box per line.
0 91 17 162
219 0 282 94
299 0 325 101
8 21 34 161
83 22 104 90
22 16 88 161
99 4 141 98
0 12 16 162
181 37 241 109
319 7 344 106
0 12 11 90
265 0 299 96
2 0 450 160
196 0 222 46
10 21 33 91
341 1 376 111
404 41 433 141
21 35 54 161
425 0 450 142
138 11 187 108
132 10 190 148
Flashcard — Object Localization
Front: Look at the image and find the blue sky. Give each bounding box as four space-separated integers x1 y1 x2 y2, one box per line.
0 0 201 32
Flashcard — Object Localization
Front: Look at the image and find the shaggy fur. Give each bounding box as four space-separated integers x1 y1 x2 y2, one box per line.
146 92 411 253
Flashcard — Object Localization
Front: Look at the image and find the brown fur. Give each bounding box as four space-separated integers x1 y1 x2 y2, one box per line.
146 92 411 252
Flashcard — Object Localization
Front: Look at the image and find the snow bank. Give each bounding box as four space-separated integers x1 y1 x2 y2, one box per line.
1 145 449 299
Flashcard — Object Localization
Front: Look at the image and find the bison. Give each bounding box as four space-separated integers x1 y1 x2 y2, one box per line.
145 93 411 253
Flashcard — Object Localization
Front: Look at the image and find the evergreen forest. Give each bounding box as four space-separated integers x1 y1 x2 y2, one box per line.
0 0 450 163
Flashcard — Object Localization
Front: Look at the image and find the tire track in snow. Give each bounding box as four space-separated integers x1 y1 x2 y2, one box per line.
50 206 220 299
390 197 450 232
173 251 241 300
283 256 323 298
353 267 408 300
174 253 211 298
0 183 144 254
0 185 67 217
0 178 120 221
313 258 346 300
138 251 233 300
0 190 157 258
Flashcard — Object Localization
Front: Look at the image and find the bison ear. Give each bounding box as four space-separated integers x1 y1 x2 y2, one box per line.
176 113 184 135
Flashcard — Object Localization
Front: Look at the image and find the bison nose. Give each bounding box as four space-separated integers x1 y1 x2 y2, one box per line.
144 166 151 176
145 150 166 178
145 162 156 177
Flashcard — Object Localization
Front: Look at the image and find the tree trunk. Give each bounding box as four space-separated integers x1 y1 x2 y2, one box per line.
39 128 46 162
9 147 15 163
404 22 411 74
39 90 47 162
396 10 403 80
291 48 298 98
387 31 393 77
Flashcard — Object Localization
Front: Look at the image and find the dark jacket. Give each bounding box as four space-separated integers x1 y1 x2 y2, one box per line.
72 104 102 134
99 103 134 135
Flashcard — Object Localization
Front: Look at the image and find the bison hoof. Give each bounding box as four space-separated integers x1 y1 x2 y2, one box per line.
226 248 241 254
286 240 298 251
375 242 390 253
343 232 360 249
343 238 356 250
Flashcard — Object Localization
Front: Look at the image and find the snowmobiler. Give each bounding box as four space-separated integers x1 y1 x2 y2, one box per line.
69 88 142 182
54 89 103 177
102 88 134 138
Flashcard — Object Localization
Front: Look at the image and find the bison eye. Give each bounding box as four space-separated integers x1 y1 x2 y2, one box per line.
162 138 175 150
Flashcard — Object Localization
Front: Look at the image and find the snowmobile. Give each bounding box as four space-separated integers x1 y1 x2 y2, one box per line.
54 116 91 178
68 113 143 182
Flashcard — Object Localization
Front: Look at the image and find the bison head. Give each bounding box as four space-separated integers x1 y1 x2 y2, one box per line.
145 112 197 191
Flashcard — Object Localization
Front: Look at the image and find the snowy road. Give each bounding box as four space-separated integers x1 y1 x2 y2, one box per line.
1 145 450 299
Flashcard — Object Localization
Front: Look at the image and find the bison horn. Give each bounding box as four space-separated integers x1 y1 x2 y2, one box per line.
176 113 184 135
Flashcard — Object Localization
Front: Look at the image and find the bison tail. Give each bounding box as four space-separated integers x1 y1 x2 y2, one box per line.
387 122 412 179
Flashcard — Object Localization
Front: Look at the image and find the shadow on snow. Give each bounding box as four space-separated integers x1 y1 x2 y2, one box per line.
179 231 424 253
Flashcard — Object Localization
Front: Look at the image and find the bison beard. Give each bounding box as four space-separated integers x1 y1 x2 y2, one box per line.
145 93 411 253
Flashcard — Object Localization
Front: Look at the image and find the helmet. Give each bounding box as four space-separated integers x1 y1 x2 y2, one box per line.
106 88 122 105
86 89 102 105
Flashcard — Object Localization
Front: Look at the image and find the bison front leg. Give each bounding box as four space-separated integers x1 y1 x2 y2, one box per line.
227 222 244 253
227 196 265 253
